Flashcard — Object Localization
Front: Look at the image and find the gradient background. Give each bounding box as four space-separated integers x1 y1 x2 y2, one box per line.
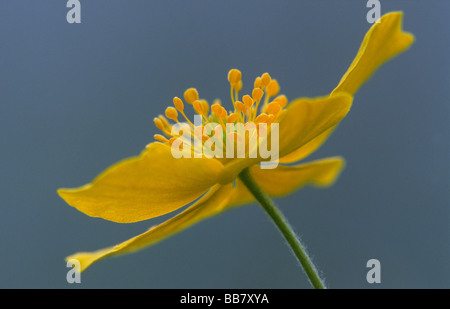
0 0 448 288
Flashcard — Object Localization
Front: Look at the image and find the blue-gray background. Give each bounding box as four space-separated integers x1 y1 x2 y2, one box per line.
0 0 448 288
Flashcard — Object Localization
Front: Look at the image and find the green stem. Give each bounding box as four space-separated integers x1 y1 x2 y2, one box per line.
238 168 326 289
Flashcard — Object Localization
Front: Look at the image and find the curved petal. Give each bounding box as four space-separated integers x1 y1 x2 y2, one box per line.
332 12 414 96
278 94 353 159
66 184 234 273
217 94 351 184
58 142 224 223
228 157 345 206
279 126 335 164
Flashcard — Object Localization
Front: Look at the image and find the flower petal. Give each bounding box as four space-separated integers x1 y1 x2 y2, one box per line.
228 157 345 206
279 126 335 164
332 12 414 96
66 184 234 273
278 93 353 159
58 142 224 223
217 94 351 184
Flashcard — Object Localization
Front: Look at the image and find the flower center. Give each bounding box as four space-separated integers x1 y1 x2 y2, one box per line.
151 69 287 159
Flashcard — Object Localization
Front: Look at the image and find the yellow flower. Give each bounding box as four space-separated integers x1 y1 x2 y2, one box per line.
58 12 414 273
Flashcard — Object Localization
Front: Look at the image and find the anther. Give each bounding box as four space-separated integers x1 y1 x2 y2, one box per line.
235 80 243 92
255 113 269 123
184 88 199 104
201 100 210 115
165 106 178 121
254 77 262 89
154 134 169 143
242 95 254 108
153 118 165 131
158 115 171 130
193 100 204 115
266 79 280 97
274 94 287 108
211 103 223 118
236 101 246 113
267 102 281 115
173 97 184 112
227 113 238 123
260 73 271 88
252 88 264 101
228 69 242 86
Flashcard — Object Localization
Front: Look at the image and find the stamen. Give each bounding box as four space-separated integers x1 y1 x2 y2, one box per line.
236 101 246 113
254 77 262 89
252 88 264 102
255 113 269 123
154 134 169 143
260 72 271 88
173 97 184 112
153 118 165 131
266 79 280 97
153 70 288 158
201 100 210 115
165 107 179 122
267 101 281 115
242 95 254 108
227 69 242 87
193 100 204 115
226 113 238 123
158 115 171 130
174 96 194 127
274 94 287 108
184 88 199 104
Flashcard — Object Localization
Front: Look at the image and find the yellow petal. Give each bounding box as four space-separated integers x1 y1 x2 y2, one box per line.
332 12 414 96
66 184 234 273
278 93 353 159
228 157 345 206
217 94 351 184
279 126 335 164
58 142 224 223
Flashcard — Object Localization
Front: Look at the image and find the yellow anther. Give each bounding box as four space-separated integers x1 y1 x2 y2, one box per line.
153 118 165 131
254 77 262 89
211 104 227 119
235 80 243 92
154 134 169 143
227 113 238 123
201 100 209 115
255 113 269 123
242 95 254 108
173 97 184 112
165 106 178 121
219 105 228 118
193 100 204 115
274 94 287 108
260 72 271 88
267 114 276 124
158 115 171 129
252 88 264 101
184 88 199 104
236 101 246 113
211 103 223 118
267 101 281 115
228 69 242 86
266 79 280 97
